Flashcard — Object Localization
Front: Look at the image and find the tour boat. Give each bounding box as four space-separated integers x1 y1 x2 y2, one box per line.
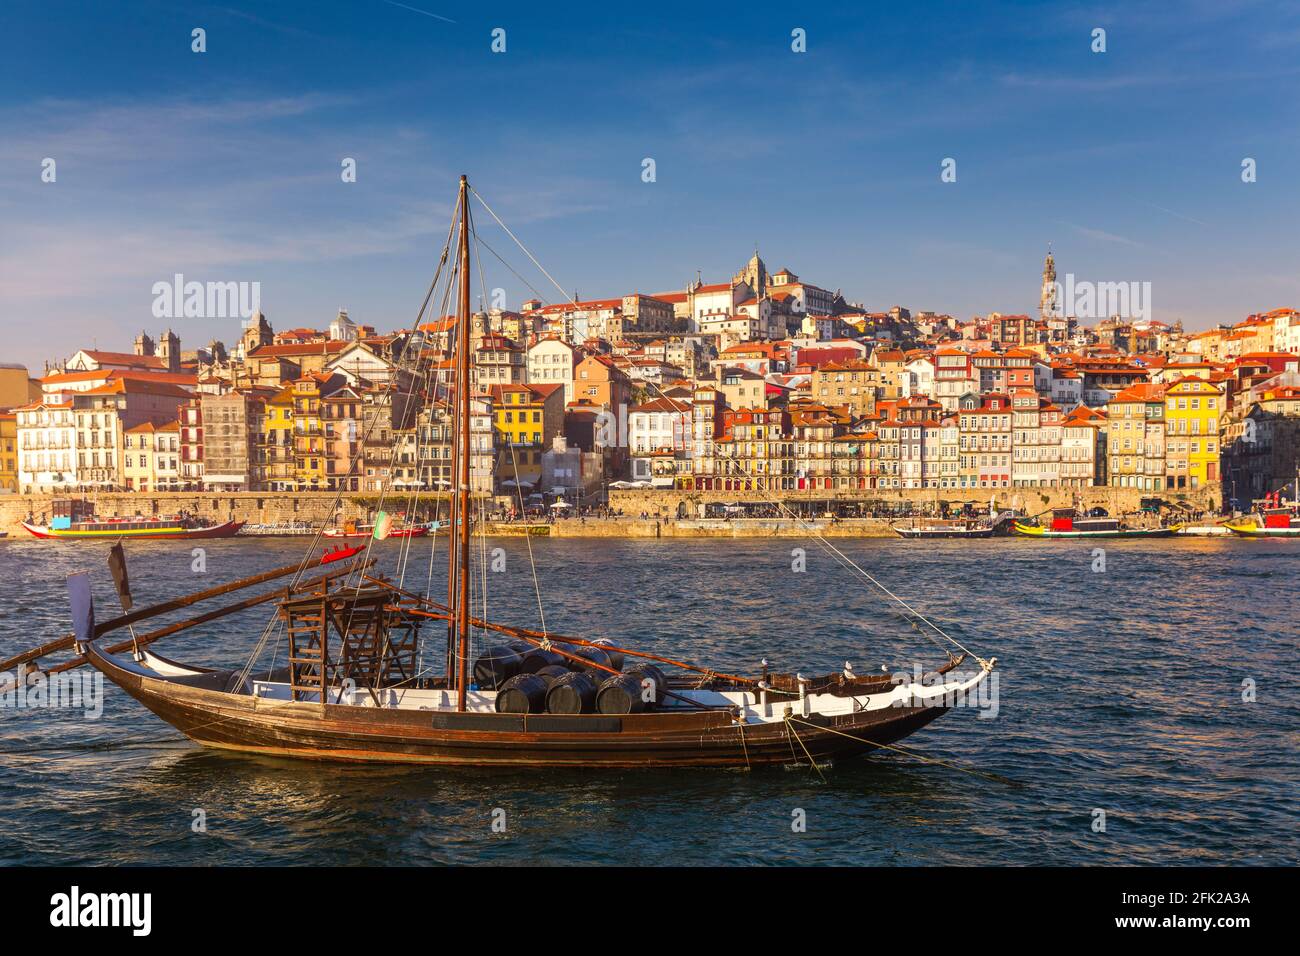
322 523 427 539
1224 509 1300 538
238 522 318 537
1172 523 1233 536
893 521 994 540
22 515 244 540
1014 508 1173 539
13 176 996 771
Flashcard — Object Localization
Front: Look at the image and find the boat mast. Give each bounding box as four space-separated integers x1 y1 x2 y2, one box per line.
454 175 473 710
444 189 462 685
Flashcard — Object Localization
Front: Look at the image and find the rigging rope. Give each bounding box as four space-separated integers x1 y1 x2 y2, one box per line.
236 191 461 688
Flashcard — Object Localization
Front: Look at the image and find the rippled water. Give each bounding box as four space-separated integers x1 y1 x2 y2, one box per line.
0 533 1296 865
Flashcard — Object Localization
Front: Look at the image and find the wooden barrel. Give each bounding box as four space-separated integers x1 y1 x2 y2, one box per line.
590 639 624 672
495 674 549 714
472 646 523 690
626 664 667 707
595 672 648 714
533 664 569 687
569 645 614 675
519 647 567 674
545 671 599 714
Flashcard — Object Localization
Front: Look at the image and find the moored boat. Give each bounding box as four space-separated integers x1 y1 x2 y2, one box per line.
893 521 994 539
23 516 243 540
22 496 243 540
1224 509 1300 537
1172 523 1233 536
322 524 428 539
238 521 317 537
1014 508 1173 539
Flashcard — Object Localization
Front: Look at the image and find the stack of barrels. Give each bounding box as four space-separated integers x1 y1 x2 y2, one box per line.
474 640 667 716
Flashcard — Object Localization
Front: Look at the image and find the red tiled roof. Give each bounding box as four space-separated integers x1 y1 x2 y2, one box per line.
75 350 167 369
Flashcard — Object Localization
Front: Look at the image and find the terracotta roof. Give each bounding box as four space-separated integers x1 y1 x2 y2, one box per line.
631 397 691 414
248 340 350 359
126 419 181 434
80 379 193 399
75 350 167 369
1112 382 1166 403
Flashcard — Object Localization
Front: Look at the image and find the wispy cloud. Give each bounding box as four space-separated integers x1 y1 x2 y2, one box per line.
376 0 457 24
1141 201 1210 228
1060 222 1150 250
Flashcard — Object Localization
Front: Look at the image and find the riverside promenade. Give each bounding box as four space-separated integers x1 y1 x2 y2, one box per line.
0 486 1210 539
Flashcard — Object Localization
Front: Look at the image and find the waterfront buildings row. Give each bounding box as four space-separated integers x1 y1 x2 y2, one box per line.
6 252 1300 506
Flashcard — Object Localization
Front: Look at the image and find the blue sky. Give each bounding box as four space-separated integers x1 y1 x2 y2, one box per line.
1 0 1298 370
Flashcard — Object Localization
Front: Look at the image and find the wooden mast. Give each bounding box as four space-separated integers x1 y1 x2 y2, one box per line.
445 183 463 685
454 175 473 710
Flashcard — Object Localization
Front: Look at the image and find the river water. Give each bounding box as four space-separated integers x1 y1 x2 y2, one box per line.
0 534 1295 865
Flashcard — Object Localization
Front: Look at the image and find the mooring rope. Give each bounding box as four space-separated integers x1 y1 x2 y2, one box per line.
786 715 1022 787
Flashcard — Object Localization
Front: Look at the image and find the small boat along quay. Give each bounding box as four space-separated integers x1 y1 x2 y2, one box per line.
0 487 1222 540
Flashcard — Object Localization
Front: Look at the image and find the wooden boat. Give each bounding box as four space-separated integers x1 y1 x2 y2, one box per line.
1014 508 1173 539
1224 509 1300 537
18 176 995 772
893 520 994 539
80 635 989 767
23 516 243 540
320 544 365 564
323 522 427 539
238 522 318 537
1172 524 1233 536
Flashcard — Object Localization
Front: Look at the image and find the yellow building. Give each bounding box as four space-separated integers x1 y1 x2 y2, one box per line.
291 375 329 490
1164 378 1224 491
260 385 296 490
490 383 564 485
0 412 17 492
1107 383 1166 491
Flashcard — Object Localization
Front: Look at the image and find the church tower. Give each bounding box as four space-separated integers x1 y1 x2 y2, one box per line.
158 328 181 372
240 310 273 358
733 248 768 298
134 330 156 357
1039 245 1059 319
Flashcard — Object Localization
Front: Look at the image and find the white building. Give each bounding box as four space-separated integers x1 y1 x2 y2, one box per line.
905 355 935 400
1048 369 1083 410
16 400 76 492
527 337 578 405
327 340 396 386
329 309 359 342
1272 309 1300 355
629 397 691 455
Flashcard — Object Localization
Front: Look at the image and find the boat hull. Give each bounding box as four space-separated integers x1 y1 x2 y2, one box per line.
322 528 428 539
22 520 245 540
85 644 956 769
893 526 994 539
1013 522 1173 539
1225 525 1300 537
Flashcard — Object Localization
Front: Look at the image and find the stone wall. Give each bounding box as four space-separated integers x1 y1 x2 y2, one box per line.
606 485 1219 518
0 483 1221 537
0 492 392 535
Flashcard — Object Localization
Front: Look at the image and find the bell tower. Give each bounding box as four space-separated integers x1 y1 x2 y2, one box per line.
1039 244 1059 319
159 328 181 372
